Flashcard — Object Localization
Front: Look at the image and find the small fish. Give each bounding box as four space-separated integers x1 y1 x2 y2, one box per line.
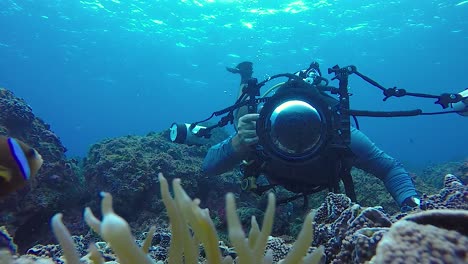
0 136 43 197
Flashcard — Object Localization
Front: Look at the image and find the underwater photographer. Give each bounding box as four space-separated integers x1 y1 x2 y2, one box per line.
170 61 467 212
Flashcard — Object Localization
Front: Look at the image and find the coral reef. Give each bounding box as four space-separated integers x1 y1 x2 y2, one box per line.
349 167 439 215
2 174 325 263
417 159 466 188
371 209 468 263
459 158 468 183
418 173 468 210
312 173 468 264
0 174 465 264
1 86 467 263
81 129 230 222
313 194 392 263
0 88 83 252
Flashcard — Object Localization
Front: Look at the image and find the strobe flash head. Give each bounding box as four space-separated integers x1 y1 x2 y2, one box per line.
169 123 208 145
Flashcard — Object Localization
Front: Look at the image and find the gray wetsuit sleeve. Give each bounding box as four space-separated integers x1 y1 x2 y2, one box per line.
349 126 418 206
202 135 243 177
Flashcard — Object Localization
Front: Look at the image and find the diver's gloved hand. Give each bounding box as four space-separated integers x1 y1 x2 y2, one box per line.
231 113 259 153
226 61 253 84
453 88 468 116
400 196 421 212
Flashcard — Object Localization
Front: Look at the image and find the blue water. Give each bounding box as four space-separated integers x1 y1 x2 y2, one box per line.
0 0 467 170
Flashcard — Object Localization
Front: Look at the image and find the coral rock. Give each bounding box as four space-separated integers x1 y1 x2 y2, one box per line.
0 88 82 253
372 209 468 264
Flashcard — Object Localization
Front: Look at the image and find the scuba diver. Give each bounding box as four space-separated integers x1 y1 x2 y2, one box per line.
202 61 422 211
168 60 465 211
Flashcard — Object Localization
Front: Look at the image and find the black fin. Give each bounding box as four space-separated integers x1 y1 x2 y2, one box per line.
226 67 240 74
226 61 253 84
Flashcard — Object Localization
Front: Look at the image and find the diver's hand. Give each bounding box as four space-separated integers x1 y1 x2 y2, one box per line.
231 113 259 153
454 88 468 116
400 196 421 212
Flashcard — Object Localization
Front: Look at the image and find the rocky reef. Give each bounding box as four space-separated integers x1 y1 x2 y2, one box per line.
1 87 467 263
1 174 466 264
0 88 83 252
81 127 232 232
373 209 467 263
312 173 467 263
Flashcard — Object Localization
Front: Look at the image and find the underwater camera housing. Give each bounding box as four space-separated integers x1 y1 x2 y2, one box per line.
256 78 346 164
169 62 467 161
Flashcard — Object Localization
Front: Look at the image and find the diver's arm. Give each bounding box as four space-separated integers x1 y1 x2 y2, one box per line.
202 113 259 176
202 135 245 177
349 127 418 206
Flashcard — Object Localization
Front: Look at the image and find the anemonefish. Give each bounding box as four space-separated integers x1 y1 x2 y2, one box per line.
0 136 43 197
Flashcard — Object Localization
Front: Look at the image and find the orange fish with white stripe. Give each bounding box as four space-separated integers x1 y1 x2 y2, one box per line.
0 136 43 197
